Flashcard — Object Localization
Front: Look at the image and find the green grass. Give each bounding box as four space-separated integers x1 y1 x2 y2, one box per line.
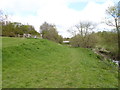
2 37 118 88
0 37 2 89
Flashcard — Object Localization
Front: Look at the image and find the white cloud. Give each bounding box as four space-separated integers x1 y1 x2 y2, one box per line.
0 0 117 37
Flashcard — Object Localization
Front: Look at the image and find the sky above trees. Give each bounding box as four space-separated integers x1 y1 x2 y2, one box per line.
0 0 118 37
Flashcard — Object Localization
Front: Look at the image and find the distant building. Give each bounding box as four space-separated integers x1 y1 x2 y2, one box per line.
34 35 37 38
63 41 70 44
23 34 31 38
27 34 31 38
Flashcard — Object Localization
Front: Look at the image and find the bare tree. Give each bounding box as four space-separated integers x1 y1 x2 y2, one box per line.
67 27 77 37
0 10 8 36
0 10 4 35
105 2 120 60
70 21 96 48
0 10 7 23
75 21 96 36
0 10 4 22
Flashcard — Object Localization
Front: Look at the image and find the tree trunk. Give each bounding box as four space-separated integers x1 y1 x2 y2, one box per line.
118 28 120 68
115 18 120 68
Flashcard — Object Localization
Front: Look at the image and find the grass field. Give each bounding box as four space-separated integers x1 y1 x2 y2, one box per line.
0 37 2 89
2 37 118 88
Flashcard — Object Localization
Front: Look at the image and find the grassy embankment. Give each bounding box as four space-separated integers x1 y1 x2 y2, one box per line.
2 37 118 88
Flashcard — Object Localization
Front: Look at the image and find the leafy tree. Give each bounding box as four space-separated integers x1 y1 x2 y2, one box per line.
40 22 63 43
2 21 39 37
2 22 16 37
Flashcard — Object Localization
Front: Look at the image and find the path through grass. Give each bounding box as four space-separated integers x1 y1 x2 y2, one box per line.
2 37 118 88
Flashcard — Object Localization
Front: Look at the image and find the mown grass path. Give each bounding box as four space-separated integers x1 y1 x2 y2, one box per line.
2 37 118 88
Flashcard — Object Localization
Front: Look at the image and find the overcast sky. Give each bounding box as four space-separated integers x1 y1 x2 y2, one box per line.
0 0 118 37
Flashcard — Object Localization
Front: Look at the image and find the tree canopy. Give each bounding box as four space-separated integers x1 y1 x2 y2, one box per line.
40 22 63 43
2 21 39 37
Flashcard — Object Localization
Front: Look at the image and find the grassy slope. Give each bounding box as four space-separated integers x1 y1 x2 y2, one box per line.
2 37 118 88
0 37 2 89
